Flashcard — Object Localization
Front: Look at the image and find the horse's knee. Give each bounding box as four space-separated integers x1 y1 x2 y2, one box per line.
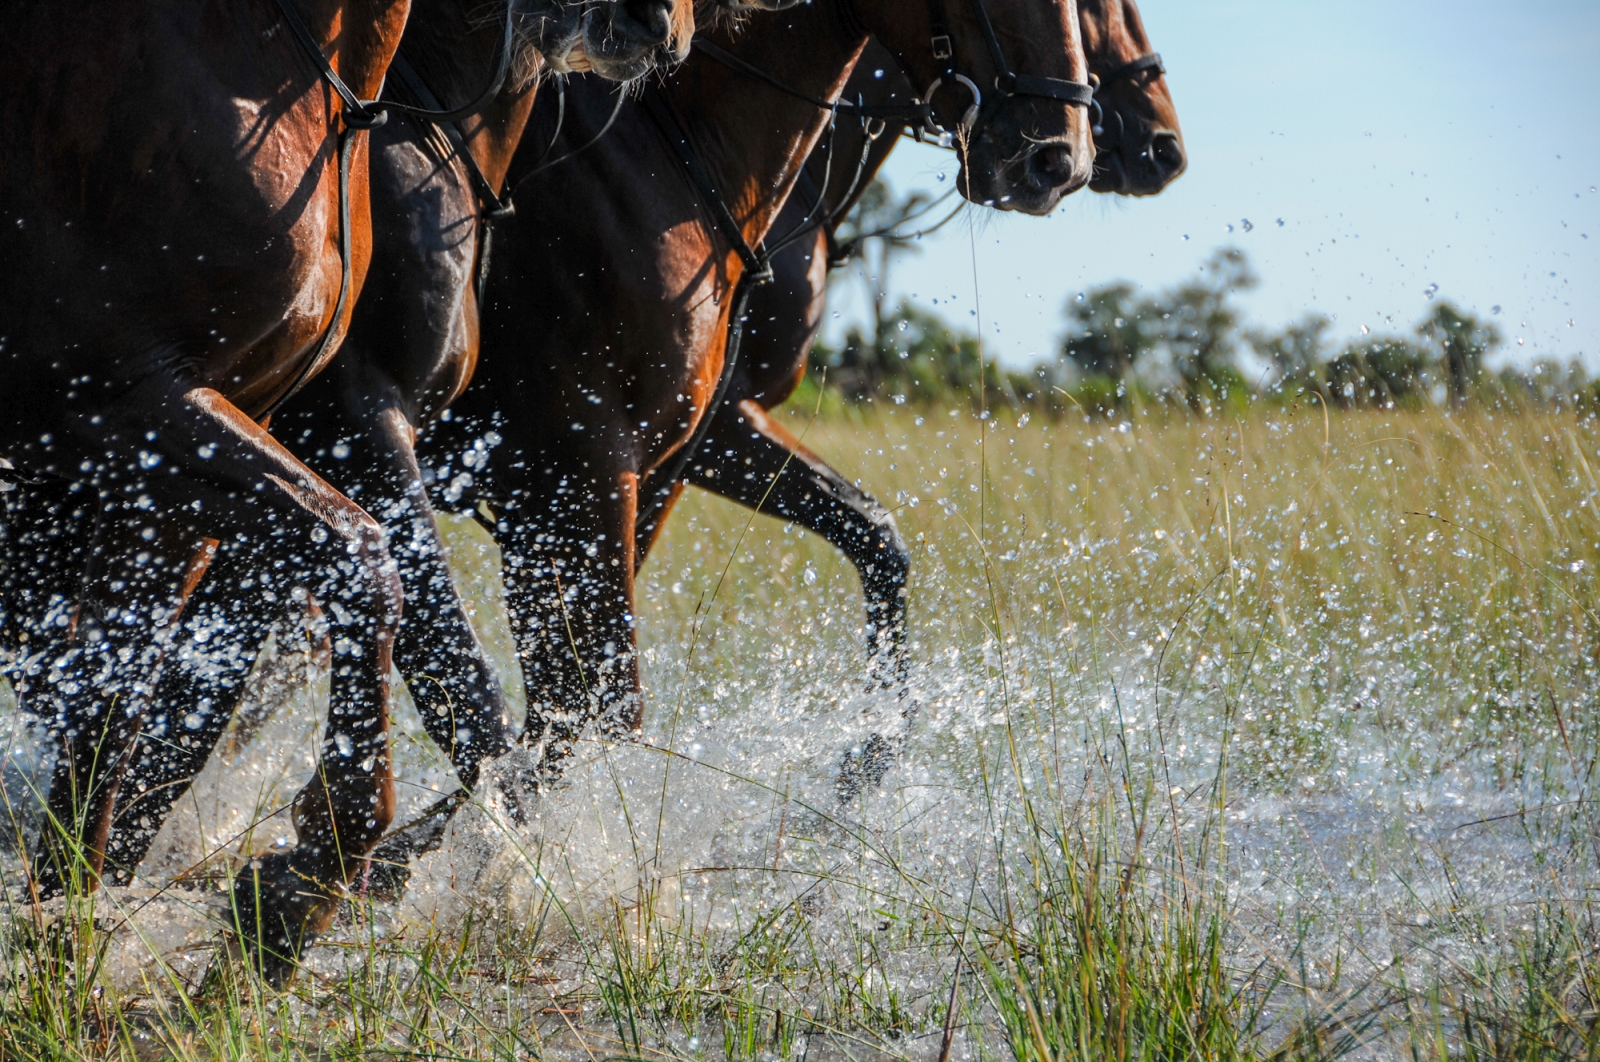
858 509 911 606
326 513 404 637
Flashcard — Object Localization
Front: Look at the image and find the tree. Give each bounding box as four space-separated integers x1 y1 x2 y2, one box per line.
830 179 934 364
1418 301 1500 407
1147 247 1258 407
1324 337 1434 408
815 300 995 404
1059 282 1155 383
1251 313 1332 394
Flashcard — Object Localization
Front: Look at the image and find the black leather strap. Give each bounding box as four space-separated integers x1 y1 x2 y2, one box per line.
1000 72 1095 106
271 0 517 127
964 0 1092 110
643 92 772 281
1097 52 1164 89
271 0 380 123
388 52 515 219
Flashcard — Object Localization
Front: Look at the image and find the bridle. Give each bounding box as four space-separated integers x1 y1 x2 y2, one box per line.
261 0 519 419
921 0 1094 141
1087 50 1163 142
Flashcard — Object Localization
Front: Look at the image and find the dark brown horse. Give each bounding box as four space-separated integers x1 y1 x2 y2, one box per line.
83 0 693 895
0 0 681 981
432 0 1093 791
0 0 420 981
663 0 1184 794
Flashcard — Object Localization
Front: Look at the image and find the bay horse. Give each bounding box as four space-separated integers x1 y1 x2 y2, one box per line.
431 0 1094 792
69 0 694 900
0 0 682 982
665 0 1185 795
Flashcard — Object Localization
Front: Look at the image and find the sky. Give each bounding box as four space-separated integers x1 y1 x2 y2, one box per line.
822 0 1600 372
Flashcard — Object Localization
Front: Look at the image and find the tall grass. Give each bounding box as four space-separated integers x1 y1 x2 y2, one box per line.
1 404 1598 1058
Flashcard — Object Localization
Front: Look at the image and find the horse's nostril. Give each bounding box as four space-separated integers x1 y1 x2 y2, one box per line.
1025 143 1079 193
1148 131 1185 179
618 0 673 44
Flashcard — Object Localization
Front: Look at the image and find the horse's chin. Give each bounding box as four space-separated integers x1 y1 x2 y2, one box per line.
1089 150 1126 194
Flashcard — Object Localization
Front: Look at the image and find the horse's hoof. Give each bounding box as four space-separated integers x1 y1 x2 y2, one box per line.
228 852 340 986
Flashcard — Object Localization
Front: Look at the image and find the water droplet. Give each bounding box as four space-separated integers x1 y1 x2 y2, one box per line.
1241 219 1253 232
1423 283 1439 300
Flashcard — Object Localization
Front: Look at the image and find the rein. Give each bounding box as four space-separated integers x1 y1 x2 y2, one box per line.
634 92 775 549
261 0 519 420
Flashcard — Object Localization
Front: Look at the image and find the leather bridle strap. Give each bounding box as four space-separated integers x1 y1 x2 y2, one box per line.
967 0 1094 107
925 0 1093 126
635 91 776 553
1095 52 1164 90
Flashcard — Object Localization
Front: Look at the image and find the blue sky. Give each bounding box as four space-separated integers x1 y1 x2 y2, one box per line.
824 0 1600 371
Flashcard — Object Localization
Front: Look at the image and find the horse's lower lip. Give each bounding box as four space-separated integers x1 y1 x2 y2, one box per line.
565 40 592 72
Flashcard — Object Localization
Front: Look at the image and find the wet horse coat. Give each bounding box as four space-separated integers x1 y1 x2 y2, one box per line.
431 0 1092 785
663 0 1185 794
78 0 696 891
0 0 414 980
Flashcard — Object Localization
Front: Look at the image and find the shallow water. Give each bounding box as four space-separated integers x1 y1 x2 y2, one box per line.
2 411 1596 1054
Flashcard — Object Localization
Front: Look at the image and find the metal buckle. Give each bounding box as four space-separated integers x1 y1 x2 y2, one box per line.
921 74 982 140
931 34 952 60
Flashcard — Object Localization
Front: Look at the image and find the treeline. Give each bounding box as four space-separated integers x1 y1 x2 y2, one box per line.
810 242 1590 417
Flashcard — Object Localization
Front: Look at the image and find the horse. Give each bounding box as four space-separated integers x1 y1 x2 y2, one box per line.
0 0 681 982
429 0 1094 794
661 0 1185 796
75 0 694 905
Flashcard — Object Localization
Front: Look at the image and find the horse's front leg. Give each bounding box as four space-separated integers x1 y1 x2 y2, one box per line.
668 399 911 686
31 516 216 898
659 398 914 802
307 378 519 886
99 546 301 886
54 381 403 984
501 460 641 788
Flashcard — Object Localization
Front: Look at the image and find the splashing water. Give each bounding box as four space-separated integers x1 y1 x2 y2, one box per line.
3 407 1597 1054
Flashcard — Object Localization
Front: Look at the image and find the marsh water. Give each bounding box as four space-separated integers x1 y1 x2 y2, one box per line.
3 410 1595 1055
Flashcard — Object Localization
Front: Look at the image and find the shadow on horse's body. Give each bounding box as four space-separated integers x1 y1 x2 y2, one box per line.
669 0 1184 795
430 0 1093 796
81 0 694 900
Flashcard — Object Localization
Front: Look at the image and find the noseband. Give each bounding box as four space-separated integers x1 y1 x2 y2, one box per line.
921 0 1094 141
1087 51 1163 140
